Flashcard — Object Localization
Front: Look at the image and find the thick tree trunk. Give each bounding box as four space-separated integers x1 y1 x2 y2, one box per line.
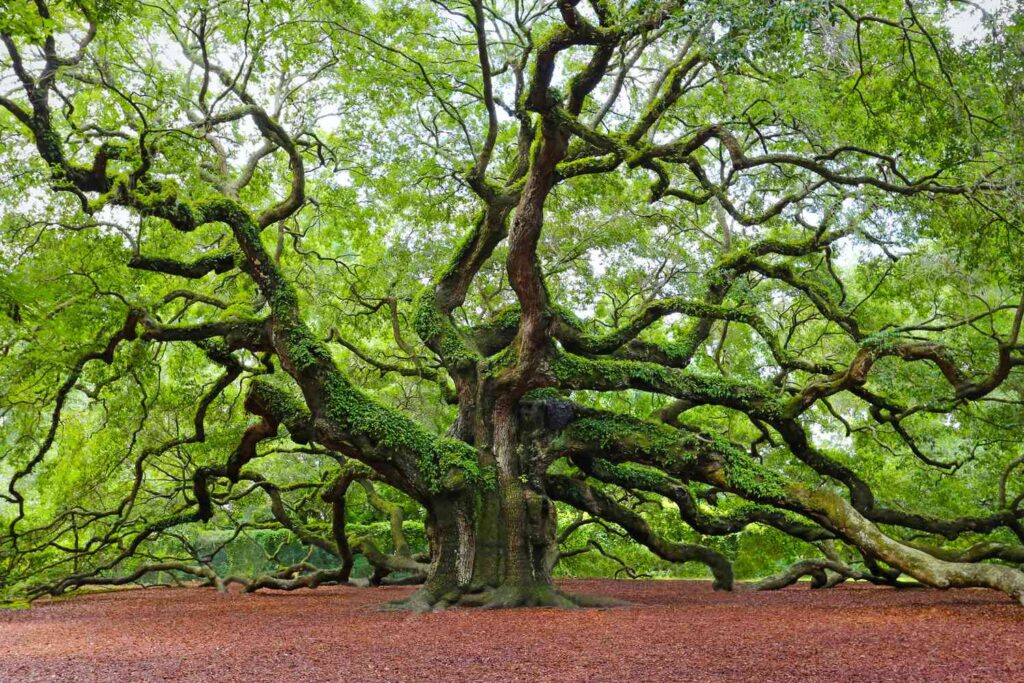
479 402 567 606
388 495 473 611
389 402 606 611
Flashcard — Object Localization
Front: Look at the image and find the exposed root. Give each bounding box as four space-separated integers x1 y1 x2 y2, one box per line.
564 590 628 608
381 582 627 612
380 585 462 613
478 584 579 609
478 584 627 609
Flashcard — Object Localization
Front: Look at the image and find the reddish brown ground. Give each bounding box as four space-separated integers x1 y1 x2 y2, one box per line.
2 579 1023 682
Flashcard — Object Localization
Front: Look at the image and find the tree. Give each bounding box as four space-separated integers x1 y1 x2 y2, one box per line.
2 0 1024 611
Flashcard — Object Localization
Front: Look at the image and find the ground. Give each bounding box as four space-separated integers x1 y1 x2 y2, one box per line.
1 579 1023 682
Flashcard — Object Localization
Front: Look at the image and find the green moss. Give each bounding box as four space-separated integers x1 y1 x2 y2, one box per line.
590 458 671 491
714 438 786 500
412 291 442 340
486 345 518 374
337 459 376 478
563 410 785 501
550 353 782 419
93 174 171 221
566 414 685 462
321 373 488 493
438 227 477 283
555 153 619 178
472 305 521 356
248 380 308 432
489 305 522 331
197 196 260 239
522 387 564 401
552 305 585 332
283 323 331 372
269 283 300 312
103 178 209 231
412 290 479 368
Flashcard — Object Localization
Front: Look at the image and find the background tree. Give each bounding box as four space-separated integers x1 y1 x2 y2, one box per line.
2 0 1024 610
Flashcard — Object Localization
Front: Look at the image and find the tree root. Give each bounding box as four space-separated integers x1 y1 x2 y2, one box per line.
380 584 463 613
380 582 627 612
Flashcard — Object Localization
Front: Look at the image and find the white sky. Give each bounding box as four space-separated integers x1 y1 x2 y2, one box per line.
945 0 1003 44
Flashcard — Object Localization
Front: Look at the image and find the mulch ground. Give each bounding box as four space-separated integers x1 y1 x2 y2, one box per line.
2 579 1022 682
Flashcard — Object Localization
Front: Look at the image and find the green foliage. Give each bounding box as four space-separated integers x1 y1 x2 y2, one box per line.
1 0 1022 598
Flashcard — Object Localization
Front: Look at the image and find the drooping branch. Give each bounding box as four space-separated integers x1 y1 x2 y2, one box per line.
554 411 1024 604
747 559 872 591
548 474 734 590
6 311 141 539
575 457 833 543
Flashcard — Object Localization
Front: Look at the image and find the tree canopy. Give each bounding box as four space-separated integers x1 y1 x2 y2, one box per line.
2 0 1024 610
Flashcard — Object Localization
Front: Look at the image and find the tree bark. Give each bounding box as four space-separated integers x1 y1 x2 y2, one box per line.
388 402 592 611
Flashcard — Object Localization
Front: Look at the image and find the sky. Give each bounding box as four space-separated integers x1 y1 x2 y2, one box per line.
945 0 1004 44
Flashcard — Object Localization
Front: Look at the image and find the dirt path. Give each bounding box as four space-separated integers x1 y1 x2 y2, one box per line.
2 579 1022 682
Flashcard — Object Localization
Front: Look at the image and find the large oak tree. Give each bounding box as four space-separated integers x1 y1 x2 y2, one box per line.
2 0 1024 610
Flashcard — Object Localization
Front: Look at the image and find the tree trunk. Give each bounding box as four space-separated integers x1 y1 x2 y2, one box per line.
388 401 602 611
